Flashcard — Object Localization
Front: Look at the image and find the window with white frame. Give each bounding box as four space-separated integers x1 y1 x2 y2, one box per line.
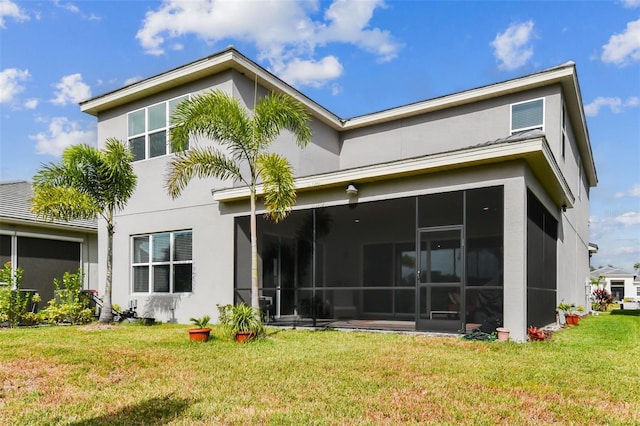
132 230 192 293
511 98 544 133
127 95 188 161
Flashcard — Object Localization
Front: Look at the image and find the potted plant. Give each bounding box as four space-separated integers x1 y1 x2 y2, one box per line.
188 315 212 342
557 303 582 326
217 303 264 343
495 327 510 341
527 326 548 341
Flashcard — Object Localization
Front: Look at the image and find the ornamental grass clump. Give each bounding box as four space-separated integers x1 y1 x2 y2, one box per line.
217 303 265 341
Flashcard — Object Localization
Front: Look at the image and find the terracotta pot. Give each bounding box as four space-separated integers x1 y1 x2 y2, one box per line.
235 331 255 343
188 328 211 342
565 314 580 326
496 327 510 341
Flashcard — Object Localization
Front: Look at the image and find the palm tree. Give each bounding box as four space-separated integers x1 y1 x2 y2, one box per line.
166 89 311 309
31 139 137 323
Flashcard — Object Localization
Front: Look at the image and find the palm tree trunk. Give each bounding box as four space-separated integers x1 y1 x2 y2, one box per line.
250 189 259 310
98 213 114 323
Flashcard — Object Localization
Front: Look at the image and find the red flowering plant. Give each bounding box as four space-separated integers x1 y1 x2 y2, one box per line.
527 326 548 342
592 288 613 312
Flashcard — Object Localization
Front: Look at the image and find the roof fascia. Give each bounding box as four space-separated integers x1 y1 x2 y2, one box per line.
214 136 574 209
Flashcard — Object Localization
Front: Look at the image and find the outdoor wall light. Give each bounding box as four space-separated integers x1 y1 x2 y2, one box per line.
346 183 358 196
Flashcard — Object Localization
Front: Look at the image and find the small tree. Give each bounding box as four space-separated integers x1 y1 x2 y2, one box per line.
166 90 311 309
31 139 137 323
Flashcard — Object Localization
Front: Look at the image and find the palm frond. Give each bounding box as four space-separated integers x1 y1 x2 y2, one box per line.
170 90 253 158
30 186 99 221
253 92 312 151
258 153 296 223
99 138 137 212
166 147 244 199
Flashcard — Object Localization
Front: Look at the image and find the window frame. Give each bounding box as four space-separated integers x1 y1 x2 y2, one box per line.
131 230 193 294
510 98 545 134
127 94 189 162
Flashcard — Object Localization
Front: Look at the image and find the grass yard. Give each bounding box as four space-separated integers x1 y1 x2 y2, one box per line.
1 314 639 425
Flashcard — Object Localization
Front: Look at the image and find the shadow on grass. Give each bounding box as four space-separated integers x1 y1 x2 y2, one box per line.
610 309 640 316
68 394 194 426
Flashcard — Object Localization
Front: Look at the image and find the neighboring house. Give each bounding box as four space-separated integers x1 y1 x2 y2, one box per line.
0 181 99 304
590 266 640 302
80 47 596 341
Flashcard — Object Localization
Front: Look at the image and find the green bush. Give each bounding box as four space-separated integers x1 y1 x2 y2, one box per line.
0 261 40 327
42 269 93 325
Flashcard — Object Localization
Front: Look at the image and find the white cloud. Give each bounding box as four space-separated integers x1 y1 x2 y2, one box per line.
24 98 38 109
0 0 29 28
601 19 640 65
277 56 343 88
317 0 399 62
51 73 92 105
29 117 96 156
613 246 640 255
135 0 401 88
124 76 144 86
53 0 79 13
0 67 30 103
584 96 640 116
490 20 535 71
613 211 640 226
620 0 640 8
615 183 640 198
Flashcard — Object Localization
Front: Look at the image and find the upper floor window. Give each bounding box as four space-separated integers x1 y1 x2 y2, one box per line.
511 98 544 133
127 95 188 161
132 230 193 294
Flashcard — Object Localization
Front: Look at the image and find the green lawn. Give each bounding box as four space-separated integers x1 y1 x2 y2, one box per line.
1 314 639 425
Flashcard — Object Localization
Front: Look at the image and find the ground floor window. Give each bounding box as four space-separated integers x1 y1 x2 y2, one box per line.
235 186 504 332
131 230 193 294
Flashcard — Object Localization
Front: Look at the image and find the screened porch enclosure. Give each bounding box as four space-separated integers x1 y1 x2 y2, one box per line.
234 186 504 333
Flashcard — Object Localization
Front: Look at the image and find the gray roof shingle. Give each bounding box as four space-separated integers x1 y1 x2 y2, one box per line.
0 181 97 231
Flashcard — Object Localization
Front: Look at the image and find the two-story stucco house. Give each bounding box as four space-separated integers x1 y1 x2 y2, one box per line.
80 47 596 341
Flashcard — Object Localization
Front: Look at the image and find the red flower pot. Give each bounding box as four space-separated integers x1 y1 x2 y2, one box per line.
188 328 211 342
565 314 580 326
235 331 255 343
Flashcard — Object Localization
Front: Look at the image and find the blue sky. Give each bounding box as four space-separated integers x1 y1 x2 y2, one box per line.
1 0 639 270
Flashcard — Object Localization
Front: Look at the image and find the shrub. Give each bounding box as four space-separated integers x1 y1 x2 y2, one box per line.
0 261 40 327
527 326 548 341
42 269 93 325
592 288 614 312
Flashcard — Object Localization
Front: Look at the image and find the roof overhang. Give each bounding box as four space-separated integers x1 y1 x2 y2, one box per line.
0 217 97 234
214 135 574 209
80 47 343 129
